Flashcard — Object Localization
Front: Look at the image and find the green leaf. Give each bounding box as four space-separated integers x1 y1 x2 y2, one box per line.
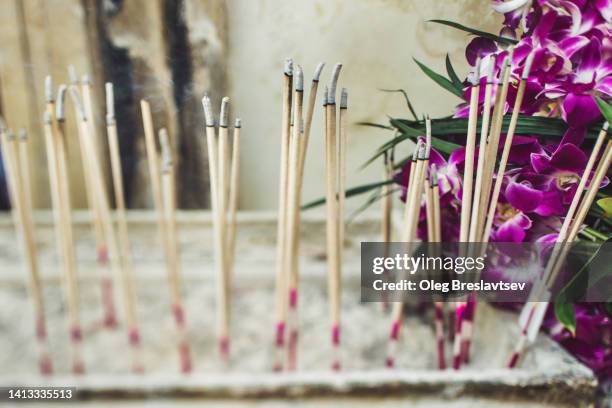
445 54 464 90
379 89 419 120
597 197 612 217
413 58 464 99
301 179 395 210
596 97 612 125
348 187 400 224
554 301 576 336
357 121 394 130
428 19 518 45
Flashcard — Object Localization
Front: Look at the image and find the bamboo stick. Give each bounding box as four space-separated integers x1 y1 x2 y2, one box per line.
105 83 143 373
272 59 293 371
217 98 231 360
227 118 241 281
430 165 446 369
325 64 343 371
1 124 53 375
158 128 193 373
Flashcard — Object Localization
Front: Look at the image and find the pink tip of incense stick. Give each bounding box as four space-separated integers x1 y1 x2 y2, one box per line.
39 354 53 376
331 360 341 371
70 325 83 342
36 317 47 340
434 304 444 320
507 352 519 369
461 339 471 364
275 321 286 347
97 246 109 263
389 320 400 341
101 278 117 328
452 354 462 370
219 336 230 360
437 339 446 370
331 324 340 346
128 327 141 346
172 303 186 327
287 329 298 369
385 356 394 368
289 288 298 308
73 360 85 375
179 341 192 374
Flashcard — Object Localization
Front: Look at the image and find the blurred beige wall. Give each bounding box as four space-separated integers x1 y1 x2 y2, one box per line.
228 0 502 211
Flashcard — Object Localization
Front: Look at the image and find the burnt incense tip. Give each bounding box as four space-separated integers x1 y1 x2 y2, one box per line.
18 128 27 141
418 141 428 160
68 87 87 121
202 95 215 127
81 74 92 85
67 65 78 85
105 82 115 120
220 97 230 127
340 88 348 109
323 86 329 106
522 51 536 80
412 140 421 161
328 63 343 104
56 85 67 121
44 75 54 103
235 118 242 128
425 116 432 157
604 121 610 131
313 62 325 81
295 65 304 91
6 130 16 141
284 58 294 76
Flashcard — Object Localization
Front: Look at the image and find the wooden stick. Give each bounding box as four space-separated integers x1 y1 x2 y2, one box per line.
1 124 53 375
105 83 143 373
227 118 241 281
325 64 343 371
159 128 193 373
217 98 231 360
286 66 304 371
459 59 481 242
380 150 394 312
272 59 293 371
44 87 85 374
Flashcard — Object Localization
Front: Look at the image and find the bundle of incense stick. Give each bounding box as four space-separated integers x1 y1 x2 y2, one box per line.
66 69 117 329
202 95 242 362
386 122 430 368
322 64 347 371
105 83 143 373
507 122 611 368
0 123 53 375
140 100 192 373
284 62 326 371
42 77 85 374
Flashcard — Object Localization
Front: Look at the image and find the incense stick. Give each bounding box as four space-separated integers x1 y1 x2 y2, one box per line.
325 63 343 371
430 165 446 370
217 98 231 361
286 66 304 371
272 59 293 371
159 128 193 373
1 124 53 375
105 83 143 373
227 118 241 282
